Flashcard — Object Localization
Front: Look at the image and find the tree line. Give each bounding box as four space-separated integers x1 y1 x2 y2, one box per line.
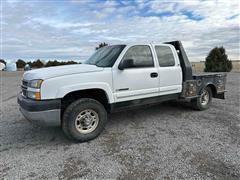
16 59 79 69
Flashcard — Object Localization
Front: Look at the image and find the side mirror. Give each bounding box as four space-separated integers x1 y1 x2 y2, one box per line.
118 59 134 70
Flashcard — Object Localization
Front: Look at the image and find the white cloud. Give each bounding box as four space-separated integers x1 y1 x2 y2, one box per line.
2 0 240 62
32 18 94 29
148 1 176 13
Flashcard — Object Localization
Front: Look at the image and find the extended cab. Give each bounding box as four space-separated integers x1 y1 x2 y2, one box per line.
18 41 227 142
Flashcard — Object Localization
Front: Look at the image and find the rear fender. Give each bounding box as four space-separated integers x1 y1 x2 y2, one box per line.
206 83 225 100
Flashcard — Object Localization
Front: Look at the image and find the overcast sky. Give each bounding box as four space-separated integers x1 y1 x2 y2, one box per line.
1 0 240 62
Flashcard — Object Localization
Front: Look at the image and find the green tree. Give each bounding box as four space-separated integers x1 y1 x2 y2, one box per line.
205 47 232 72
45 60 60 67
45 60 79 67
32 59 44 68
62 61 79 65
96 42 108 50
16 59 26 68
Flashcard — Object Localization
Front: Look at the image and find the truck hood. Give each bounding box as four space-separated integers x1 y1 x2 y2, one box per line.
23 64 104 80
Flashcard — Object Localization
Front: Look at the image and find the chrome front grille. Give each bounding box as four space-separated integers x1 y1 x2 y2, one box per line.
22 80 28 87
22 88 27 97
21 80 28 97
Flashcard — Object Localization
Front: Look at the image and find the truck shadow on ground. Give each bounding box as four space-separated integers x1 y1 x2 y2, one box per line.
108 100 193 124
2 100 193 149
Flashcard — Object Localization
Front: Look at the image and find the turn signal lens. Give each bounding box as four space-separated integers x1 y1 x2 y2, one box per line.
35 92 41 100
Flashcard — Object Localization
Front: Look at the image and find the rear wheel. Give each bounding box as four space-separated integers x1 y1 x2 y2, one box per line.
62 98 107 142
191 86 212 110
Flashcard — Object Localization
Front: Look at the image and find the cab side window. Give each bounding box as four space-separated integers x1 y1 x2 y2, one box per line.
155 46 175 67
122 45 154 68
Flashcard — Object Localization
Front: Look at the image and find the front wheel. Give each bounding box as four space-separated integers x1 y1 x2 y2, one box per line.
191 87 212 110
62 98 108 142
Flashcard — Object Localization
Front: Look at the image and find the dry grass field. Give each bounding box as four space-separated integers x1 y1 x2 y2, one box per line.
191 61 240 73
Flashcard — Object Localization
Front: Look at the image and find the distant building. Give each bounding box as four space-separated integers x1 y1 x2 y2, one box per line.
5 62 17 71
0 62 5 71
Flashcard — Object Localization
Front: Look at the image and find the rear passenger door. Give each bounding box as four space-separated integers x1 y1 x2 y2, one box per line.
154 45 182 95
113 45 159 102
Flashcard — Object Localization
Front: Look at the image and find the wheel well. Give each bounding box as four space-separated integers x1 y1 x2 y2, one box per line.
61 89 110 115
206 84 217 98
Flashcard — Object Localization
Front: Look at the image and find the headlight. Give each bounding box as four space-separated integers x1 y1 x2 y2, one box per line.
28 79 43 89
26 79 43 100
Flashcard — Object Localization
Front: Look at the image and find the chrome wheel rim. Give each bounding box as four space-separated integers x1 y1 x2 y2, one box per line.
75 109 99 134
200 89 209 106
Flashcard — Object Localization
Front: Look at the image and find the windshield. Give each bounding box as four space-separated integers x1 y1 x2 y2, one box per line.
85 45 126 67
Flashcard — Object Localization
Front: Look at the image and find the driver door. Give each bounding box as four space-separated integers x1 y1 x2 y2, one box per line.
112 45 159 102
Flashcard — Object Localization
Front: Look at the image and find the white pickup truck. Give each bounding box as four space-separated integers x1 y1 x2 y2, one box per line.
18 41 226 142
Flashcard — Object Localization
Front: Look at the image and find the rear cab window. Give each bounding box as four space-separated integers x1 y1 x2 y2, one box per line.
155 45 175 67
122 45 154 68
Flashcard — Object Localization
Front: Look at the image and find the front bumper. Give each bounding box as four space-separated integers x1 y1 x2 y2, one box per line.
17 94 61 126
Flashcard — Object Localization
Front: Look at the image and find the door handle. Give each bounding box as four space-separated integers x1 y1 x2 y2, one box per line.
150 72 158 78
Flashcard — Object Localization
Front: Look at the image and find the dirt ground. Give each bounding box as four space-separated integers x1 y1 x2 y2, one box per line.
0 71 239 180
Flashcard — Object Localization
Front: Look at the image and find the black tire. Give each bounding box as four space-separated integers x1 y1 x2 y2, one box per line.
62 98 107 142
191 86 212 111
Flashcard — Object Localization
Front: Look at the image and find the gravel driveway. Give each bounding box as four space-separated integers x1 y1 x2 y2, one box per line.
0 71 239 180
